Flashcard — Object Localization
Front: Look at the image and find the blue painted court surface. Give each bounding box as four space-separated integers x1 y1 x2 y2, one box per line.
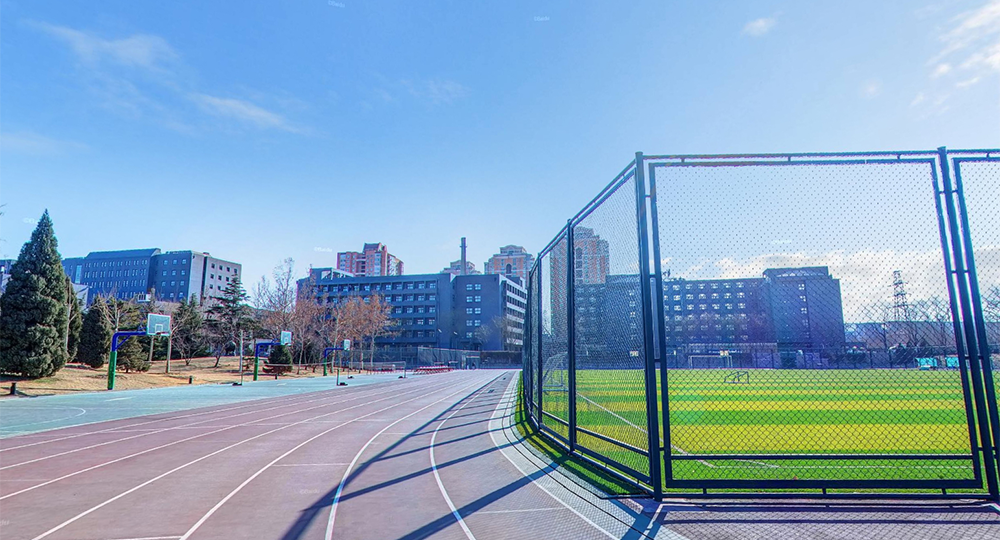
0 373 402 437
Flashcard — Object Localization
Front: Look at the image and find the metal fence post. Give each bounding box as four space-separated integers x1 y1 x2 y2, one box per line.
566 221 578 451
938 147 999 500
647 159 672 486
951 153 1000 491
635 152 663 498
537 262 544 427
932 161 984 485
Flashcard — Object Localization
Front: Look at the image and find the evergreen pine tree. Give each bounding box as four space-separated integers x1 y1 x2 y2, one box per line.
264 344 293 374
0 211 69 377
78 296 112 368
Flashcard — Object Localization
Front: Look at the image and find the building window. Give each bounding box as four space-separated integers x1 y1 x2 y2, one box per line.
475 307 481 314
474 319 481 327
428 294 436 301
467 320 474 327
801 307 808 314
429 306 436 313
466 284 473 291
474 296 481 302
474 283 482 290
466 296 473 302
467 308 474 314
466 332 473 338
418 282 425 289
738 303 745 309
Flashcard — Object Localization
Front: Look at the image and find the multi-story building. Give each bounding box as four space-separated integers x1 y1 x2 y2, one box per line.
571 267 846 365
0 259 16 294
62 249 159 302
484 245 534 285
302 271 454 349
299 269 527 351
441 260 481 277
61 249 241 304
337 243 403 277
150 251 242 304
452 274 527 351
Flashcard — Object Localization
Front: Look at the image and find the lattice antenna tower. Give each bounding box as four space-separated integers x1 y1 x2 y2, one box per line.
892 270 909 322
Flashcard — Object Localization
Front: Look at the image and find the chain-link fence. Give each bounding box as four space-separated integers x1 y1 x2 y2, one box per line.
523 148 1000 500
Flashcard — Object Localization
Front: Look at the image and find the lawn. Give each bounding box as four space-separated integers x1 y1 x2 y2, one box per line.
535 368 990 488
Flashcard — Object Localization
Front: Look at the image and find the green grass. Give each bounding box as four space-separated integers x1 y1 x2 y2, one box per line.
534 368 992 490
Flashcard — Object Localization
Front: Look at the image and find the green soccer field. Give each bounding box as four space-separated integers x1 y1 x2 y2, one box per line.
536 368 997 489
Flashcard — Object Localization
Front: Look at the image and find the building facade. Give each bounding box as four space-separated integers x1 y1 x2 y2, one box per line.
441 260 481 277
0 259 16 295
300 269 527 351
61 249 241 304
452 274 527 351
150 251 242 304
484 245 534 285
337 243 403 277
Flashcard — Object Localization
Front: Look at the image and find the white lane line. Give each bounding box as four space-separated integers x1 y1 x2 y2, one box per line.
106 397 134 402
429 388 503 539
29 380 454 540
1 383 426 501
494 380 618 540
475 507 565 514
1 385 395 470
272 463 352 467
325 374 499 540
180 376 484 540
104 536 181 540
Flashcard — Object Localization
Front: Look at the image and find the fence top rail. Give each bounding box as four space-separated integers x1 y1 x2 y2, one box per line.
530 159 636 271
643 148 998 161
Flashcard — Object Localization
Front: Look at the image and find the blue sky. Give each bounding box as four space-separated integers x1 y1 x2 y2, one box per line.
2 0 998 294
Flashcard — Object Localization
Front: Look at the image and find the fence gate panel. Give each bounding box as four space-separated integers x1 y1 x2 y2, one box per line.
950 152 1000 486
648 153 981 492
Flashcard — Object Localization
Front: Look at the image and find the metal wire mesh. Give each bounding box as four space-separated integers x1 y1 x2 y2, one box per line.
652 158 976 484
540 241 571 441
954 157 1000 476
572 173 651 478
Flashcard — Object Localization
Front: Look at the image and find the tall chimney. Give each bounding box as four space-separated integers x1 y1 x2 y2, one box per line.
460 237 467 276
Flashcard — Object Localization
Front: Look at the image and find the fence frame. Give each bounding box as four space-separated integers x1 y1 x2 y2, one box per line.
522 147 1000 502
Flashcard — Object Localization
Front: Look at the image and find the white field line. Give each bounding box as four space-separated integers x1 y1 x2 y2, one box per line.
0 384 398 470
180 376 485 540
577 394 722 469
1 381 440 501
325 374 500 540
0 407 88 432
28 378 457 540
0 384 372 452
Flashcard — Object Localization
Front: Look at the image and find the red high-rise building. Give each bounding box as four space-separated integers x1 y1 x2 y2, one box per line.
337 243 404 277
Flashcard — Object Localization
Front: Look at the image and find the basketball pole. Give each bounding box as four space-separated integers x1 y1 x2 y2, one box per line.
165 334 173 374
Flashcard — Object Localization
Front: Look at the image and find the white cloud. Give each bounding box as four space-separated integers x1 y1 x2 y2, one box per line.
742 17 776 37
932 63 952 77
956 76 982 88
932 0 1000 75
22 217 37 225
424 79 469 104
910 92 926 106
861 80 882 98
189 93 301 132
0 132 88 156
30 22 177 72
314 247 333 253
